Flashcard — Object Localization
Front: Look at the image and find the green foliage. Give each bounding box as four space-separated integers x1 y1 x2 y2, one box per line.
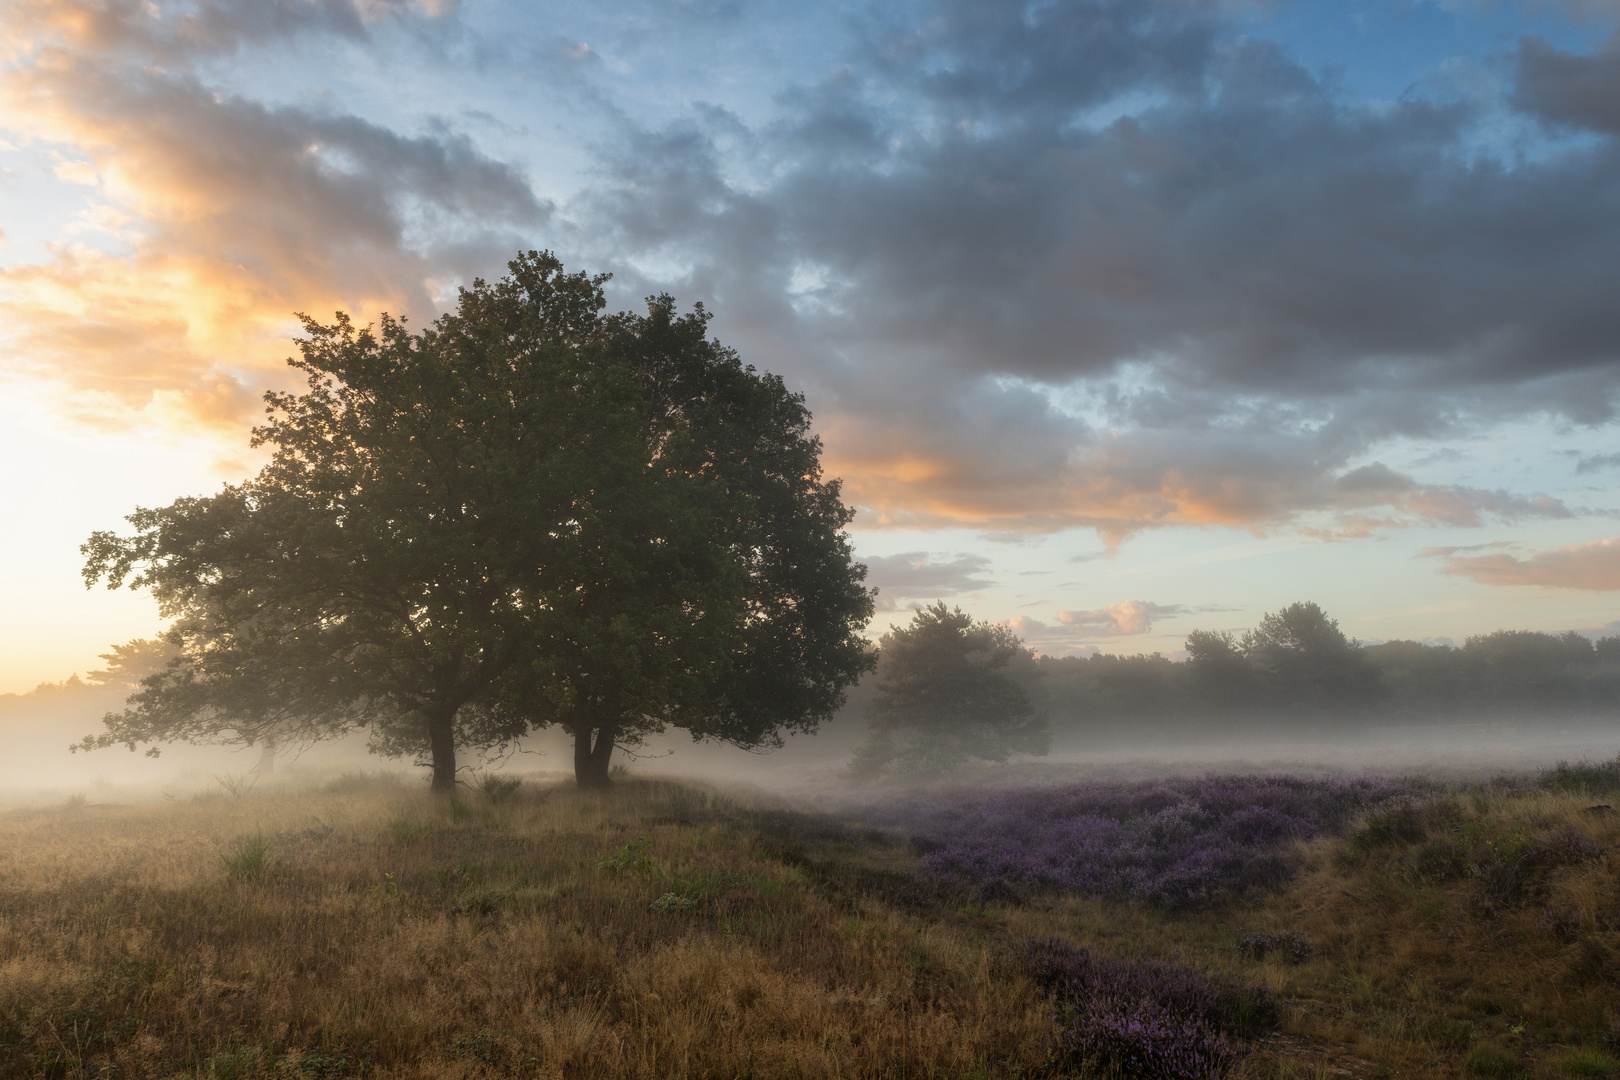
221 830 272 881
80 251 874 792
849 602 1048 777
1557 1050 1620 1077
1027 600 1620 726
1541 756 1620 798
599 837 655 873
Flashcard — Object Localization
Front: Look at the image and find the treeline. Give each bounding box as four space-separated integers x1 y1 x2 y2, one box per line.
1021 602 1620 724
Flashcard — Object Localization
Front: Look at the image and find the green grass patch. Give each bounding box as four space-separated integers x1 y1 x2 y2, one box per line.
220 829 273 881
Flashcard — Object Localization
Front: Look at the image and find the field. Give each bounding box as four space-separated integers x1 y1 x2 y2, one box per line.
1 764 1618 1079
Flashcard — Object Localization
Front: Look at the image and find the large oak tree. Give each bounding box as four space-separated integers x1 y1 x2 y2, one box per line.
81 252 875 789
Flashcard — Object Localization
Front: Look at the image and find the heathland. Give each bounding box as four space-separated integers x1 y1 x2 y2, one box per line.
3 761 1619 1080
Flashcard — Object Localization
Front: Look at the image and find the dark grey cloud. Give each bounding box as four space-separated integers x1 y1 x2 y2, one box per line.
863 551 994 610
1516 31 1620 134
570 0 1620 535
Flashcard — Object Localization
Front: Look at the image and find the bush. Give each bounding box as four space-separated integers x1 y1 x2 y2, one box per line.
1019 938 1275 1080
1540 756 1620 798
477 774 523 804
1470 824 1604 909
600 837 655 873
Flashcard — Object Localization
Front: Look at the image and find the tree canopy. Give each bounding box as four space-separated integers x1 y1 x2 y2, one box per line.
1028 603 1620 726
81 252 875 789
849 602 1048 777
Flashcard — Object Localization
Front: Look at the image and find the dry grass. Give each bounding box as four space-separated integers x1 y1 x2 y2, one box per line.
0 776 1055 1079
2 772 1616 1079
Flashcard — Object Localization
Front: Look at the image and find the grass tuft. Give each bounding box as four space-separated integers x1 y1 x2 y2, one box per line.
219 828 273 881
1558 1050 1620 1078
1464 1044 1523 1077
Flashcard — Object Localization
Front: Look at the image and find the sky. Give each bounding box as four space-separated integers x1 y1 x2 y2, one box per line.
3 0 1620 694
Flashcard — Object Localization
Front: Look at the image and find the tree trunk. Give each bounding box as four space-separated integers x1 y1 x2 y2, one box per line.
572 725 617 790
427 707 458 793
252 738 276 777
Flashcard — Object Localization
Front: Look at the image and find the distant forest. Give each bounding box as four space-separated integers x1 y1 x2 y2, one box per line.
1012 602 1620 725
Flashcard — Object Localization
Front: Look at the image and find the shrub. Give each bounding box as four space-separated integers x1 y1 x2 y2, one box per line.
896 774 1415 909
600 837 655 873
1019 938 1275 1080
1349 803 1437 851
477 774 523 804
1540 756 1620 798
1470 824 1604 909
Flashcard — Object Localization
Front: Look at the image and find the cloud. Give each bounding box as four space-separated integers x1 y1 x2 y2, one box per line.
862 551 994 610
999 599 1225 654
998 615 1101 658
1438 535 1620 590
1576 452 1620 474
1057 600 1182 636
5 0 1617 545
1416 540 1515 559
1516 31 1620 135
0 0 541 430
575 0 1620 537
0 0 451 63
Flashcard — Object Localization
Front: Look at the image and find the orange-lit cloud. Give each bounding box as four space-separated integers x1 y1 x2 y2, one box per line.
822 421 1575 541
1436 536 1620 591
1056 600 1172 636
0 0 541 434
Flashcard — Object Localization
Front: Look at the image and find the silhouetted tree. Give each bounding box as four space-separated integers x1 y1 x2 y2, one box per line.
1239 602 1382 708
1184 628 1258 710
849 603 1048 777
81 252 875 790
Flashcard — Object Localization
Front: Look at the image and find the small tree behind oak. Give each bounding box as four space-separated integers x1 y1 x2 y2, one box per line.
849 602 1048 778
80 252 875 790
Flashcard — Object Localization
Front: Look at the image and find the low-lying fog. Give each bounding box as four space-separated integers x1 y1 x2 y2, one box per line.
6 672 1620 807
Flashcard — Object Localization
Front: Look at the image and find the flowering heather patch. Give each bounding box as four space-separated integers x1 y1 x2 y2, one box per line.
904 774 1417 908
1020 938 1277 1080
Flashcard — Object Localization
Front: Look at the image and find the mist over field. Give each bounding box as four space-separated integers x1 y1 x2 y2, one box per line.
9 655 1620 805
